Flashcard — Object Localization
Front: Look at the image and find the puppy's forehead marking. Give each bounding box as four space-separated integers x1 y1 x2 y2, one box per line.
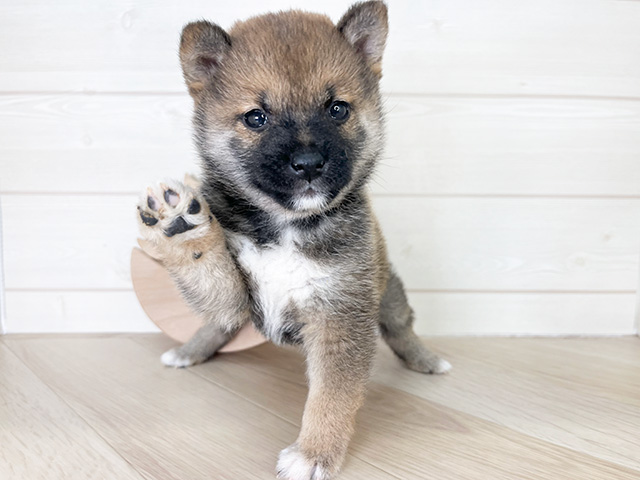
222 11 369 110
259 85 338 116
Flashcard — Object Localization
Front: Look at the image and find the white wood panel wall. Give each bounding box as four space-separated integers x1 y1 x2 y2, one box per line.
0 199 6 334
1 0 639 335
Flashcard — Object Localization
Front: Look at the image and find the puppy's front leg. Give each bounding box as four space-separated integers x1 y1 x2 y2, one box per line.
136 179 250 366
277 319 377 480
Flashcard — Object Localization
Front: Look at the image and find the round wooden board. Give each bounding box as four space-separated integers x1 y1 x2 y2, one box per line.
130 247 266 352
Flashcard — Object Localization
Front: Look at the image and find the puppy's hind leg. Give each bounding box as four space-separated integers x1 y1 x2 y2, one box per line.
379 269 451 374
161 322 238 368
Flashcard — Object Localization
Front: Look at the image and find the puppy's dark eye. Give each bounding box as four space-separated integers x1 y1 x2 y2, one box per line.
328 101 350 123
243 109 268 129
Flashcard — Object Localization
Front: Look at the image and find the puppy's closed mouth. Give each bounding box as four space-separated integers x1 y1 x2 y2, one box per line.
292 187 328 212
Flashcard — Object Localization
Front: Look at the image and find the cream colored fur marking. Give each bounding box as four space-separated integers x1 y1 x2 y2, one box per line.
277 444 329 480
231 229 334 342
292 191 329 213
161 348 196 368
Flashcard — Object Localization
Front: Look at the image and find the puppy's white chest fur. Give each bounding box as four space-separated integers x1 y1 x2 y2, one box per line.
231 229 332 341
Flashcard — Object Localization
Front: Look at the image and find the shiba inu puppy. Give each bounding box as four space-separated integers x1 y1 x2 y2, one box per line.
137 2 450 478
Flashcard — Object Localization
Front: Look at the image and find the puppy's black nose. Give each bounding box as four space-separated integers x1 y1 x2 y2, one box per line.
290 151 325 182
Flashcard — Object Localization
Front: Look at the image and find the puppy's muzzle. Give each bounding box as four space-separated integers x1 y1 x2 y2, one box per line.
290 150 325 183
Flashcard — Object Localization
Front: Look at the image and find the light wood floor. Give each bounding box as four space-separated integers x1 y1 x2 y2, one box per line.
1 335 639 479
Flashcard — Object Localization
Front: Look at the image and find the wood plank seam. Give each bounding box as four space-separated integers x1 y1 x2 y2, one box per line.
7 335 640 478
132 335 640 477
2 340 150 479
128 337 405 480
6 335 396 480
244 339 640 472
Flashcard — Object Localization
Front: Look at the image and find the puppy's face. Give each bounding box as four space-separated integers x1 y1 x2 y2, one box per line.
180 2 388 218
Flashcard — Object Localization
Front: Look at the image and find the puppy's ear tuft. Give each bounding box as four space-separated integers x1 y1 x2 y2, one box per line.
337 1 388 77
180 21 232 96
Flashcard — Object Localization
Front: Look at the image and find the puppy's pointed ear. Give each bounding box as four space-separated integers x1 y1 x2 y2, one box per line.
180 21 232 96
337 1 388 77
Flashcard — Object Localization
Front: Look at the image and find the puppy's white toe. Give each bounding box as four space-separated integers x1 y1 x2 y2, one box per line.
434 358 452 374
161 348 196 368
277 444 329 480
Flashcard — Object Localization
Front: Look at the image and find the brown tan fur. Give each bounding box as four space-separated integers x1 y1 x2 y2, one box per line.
136 2 450 478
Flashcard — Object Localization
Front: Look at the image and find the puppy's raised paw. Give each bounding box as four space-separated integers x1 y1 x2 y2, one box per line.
136 179 219 263
277 444 334 480
137 180 211 240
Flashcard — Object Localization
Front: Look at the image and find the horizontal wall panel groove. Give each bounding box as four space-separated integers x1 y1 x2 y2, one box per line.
4 191 640 201
4 192 640 201
2 95 639 196
2 195 638 291
1 91 639 102
6 288 136 293
386 92 640 103
371 194 640 200
4 288 637 295
4 290 636 335
1 0 638 97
